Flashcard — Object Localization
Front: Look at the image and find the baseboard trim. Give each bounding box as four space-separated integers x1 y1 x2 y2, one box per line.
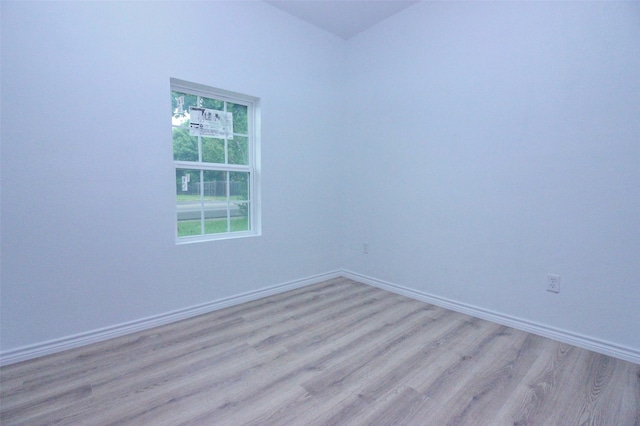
341 270 640 365
4 269 637 366
0 270 342 367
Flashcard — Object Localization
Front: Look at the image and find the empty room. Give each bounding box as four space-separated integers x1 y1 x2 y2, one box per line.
1 1 638 424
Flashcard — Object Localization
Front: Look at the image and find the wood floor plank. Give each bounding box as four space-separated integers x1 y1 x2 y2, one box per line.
489 339 576 425
14 278 355 412
182 295 436 424
436 332 543 426
554 351 640 425
1 278 638 425
304 310 468 425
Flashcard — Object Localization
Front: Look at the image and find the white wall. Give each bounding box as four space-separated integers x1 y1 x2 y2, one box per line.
342 2 640 353
2 1 639 361
0 1 345 352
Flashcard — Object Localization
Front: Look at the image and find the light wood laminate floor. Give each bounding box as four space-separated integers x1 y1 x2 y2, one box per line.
1 278 639 425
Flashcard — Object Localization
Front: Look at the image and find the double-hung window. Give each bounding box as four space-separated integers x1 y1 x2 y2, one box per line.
171 78 260 242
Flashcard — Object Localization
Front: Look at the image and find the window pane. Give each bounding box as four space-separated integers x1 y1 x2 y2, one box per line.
231 202 250 232
230 171 249 201
202 137 225 164
203 171 227 201
201 96 224 110
203 170 229 235
173 127 198 161
176 169 202 237
172 91 197 127
228 136 248 165
204 203 229 234
228 102 248 134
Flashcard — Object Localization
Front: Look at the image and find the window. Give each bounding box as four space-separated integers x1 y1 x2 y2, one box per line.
171 78 260 242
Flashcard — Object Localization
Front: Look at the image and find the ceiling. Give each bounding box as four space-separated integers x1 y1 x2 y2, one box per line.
265 1 420 40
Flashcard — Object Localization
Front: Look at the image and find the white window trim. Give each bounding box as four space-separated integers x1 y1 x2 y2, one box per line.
171 78 261 243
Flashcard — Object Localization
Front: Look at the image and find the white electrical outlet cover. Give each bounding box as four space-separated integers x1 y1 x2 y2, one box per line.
547 274 560 293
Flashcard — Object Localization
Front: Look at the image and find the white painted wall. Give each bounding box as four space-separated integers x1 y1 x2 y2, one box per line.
0 1 345 352
342 2 640 352
2 1 639 360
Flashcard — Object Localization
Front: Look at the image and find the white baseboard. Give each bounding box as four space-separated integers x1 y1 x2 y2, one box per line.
0 271 342 367
341 270 640 365
3 269 637 367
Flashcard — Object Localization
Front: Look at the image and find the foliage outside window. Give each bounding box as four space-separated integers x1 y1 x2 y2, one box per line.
171 78 260 242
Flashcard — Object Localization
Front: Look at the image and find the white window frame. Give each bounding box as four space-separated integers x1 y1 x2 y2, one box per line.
171 78 261 243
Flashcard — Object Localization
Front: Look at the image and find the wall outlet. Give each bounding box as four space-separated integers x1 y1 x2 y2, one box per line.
363 243 369 254
546 274 560 293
